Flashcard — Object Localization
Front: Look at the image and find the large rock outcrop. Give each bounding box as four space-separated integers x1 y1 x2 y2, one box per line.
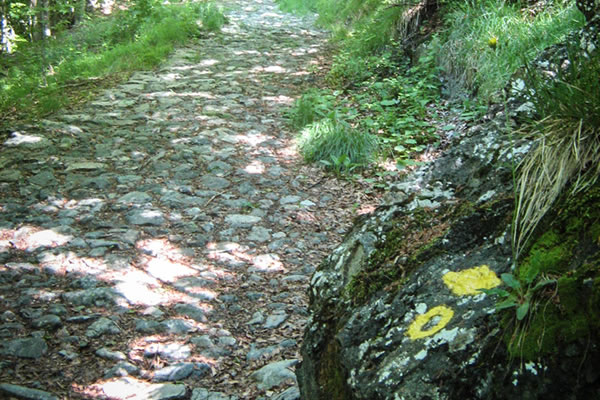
297 24 600 397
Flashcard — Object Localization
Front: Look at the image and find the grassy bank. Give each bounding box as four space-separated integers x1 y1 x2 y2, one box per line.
0 1 226 124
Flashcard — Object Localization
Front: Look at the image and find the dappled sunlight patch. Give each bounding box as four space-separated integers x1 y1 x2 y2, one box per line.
112 269 167 306
3 132 45 146
251 253 285 273
250 65 287 74
244 160 266 174
205 241 253 267
235 133 270 147
40 251 107 275
144 258 199 283
0 226 72 252
262 95 294 105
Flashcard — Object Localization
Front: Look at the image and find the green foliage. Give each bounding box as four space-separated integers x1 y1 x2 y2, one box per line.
488 185 600 360
287 89 336 129
513 49 600 257
354 49 441 164
437 0 584 100
0 2 226 121
297 117 378 172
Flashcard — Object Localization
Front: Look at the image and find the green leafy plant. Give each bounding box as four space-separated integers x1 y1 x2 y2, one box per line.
485 272 556 321
288 89 336 129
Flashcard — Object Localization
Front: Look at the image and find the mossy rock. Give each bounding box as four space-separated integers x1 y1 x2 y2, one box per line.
507 184 600 360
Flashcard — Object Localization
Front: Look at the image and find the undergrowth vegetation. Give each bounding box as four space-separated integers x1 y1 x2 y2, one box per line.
281 0 587 183
0 0 226 122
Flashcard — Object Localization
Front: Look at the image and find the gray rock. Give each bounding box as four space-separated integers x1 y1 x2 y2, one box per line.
280 195 301 204
162 319 196 334
102 377 186 400
96 347 127 361
173 303 206 322
246 344 278 361
264 312 288 329
224 214 261 228
0 337 47 358
153 362 194 382
104 361 140 378
273 386 300 400
62 287 117 306
118 191 152 204
30 170 57 187
250 359 298 390
127 209 165 226
0 383 58 400
200 176 230 190
86 317 121 338
135 319 165 334
32 314 62 329
191 388 232 400
247 226 271 242
145 343 191 361
0 169 22 182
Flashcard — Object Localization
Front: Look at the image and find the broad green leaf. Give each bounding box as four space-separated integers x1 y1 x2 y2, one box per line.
380 99 398 106
516 302 530 320
501 273 521 290
496 298 518 310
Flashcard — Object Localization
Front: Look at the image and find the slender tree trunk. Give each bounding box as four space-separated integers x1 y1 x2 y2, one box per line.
40 0 49 38
73 0 87 25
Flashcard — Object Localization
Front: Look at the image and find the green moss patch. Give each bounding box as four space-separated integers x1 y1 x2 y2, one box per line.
507 185 600 360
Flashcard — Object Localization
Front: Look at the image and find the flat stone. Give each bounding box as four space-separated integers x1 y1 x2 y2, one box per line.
250 359 298 390
135 319 165 334
0 383 58 400
273 386 301 400
0 337 47 358
200 176 230 190
191 388 232 400
118 191 152 204
280 195 301 204
30 170 57 187
247 226 271 242
32 314 62 329
96 347 127 361
153 362 194 382
104 361 140 378
162 319 196 334
225 214 261 228
127 209 165 226
145 343 191 361
173 303 207 322
66 162 105 171
86 317 121 338
264 312 288 329
62 287 118 306
102 377 186 400
0 169 22 182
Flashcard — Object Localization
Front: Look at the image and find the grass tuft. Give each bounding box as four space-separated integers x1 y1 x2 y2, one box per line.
437 0 584 100
513 49 600 258
297 117 378 170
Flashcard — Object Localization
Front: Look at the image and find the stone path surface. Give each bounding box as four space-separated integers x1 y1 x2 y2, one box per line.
0 1 378 398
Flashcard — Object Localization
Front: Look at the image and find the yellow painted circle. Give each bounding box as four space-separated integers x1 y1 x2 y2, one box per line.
406 305 454 340
442 265 501 296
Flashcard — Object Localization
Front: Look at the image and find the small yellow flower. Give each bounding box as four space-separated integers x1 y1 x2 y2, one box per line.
488 36 498 50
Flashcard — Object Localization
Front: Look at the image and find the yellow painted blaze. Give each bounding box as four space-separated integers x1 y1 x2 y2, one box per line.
406 305 454 340
442 265 501 296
